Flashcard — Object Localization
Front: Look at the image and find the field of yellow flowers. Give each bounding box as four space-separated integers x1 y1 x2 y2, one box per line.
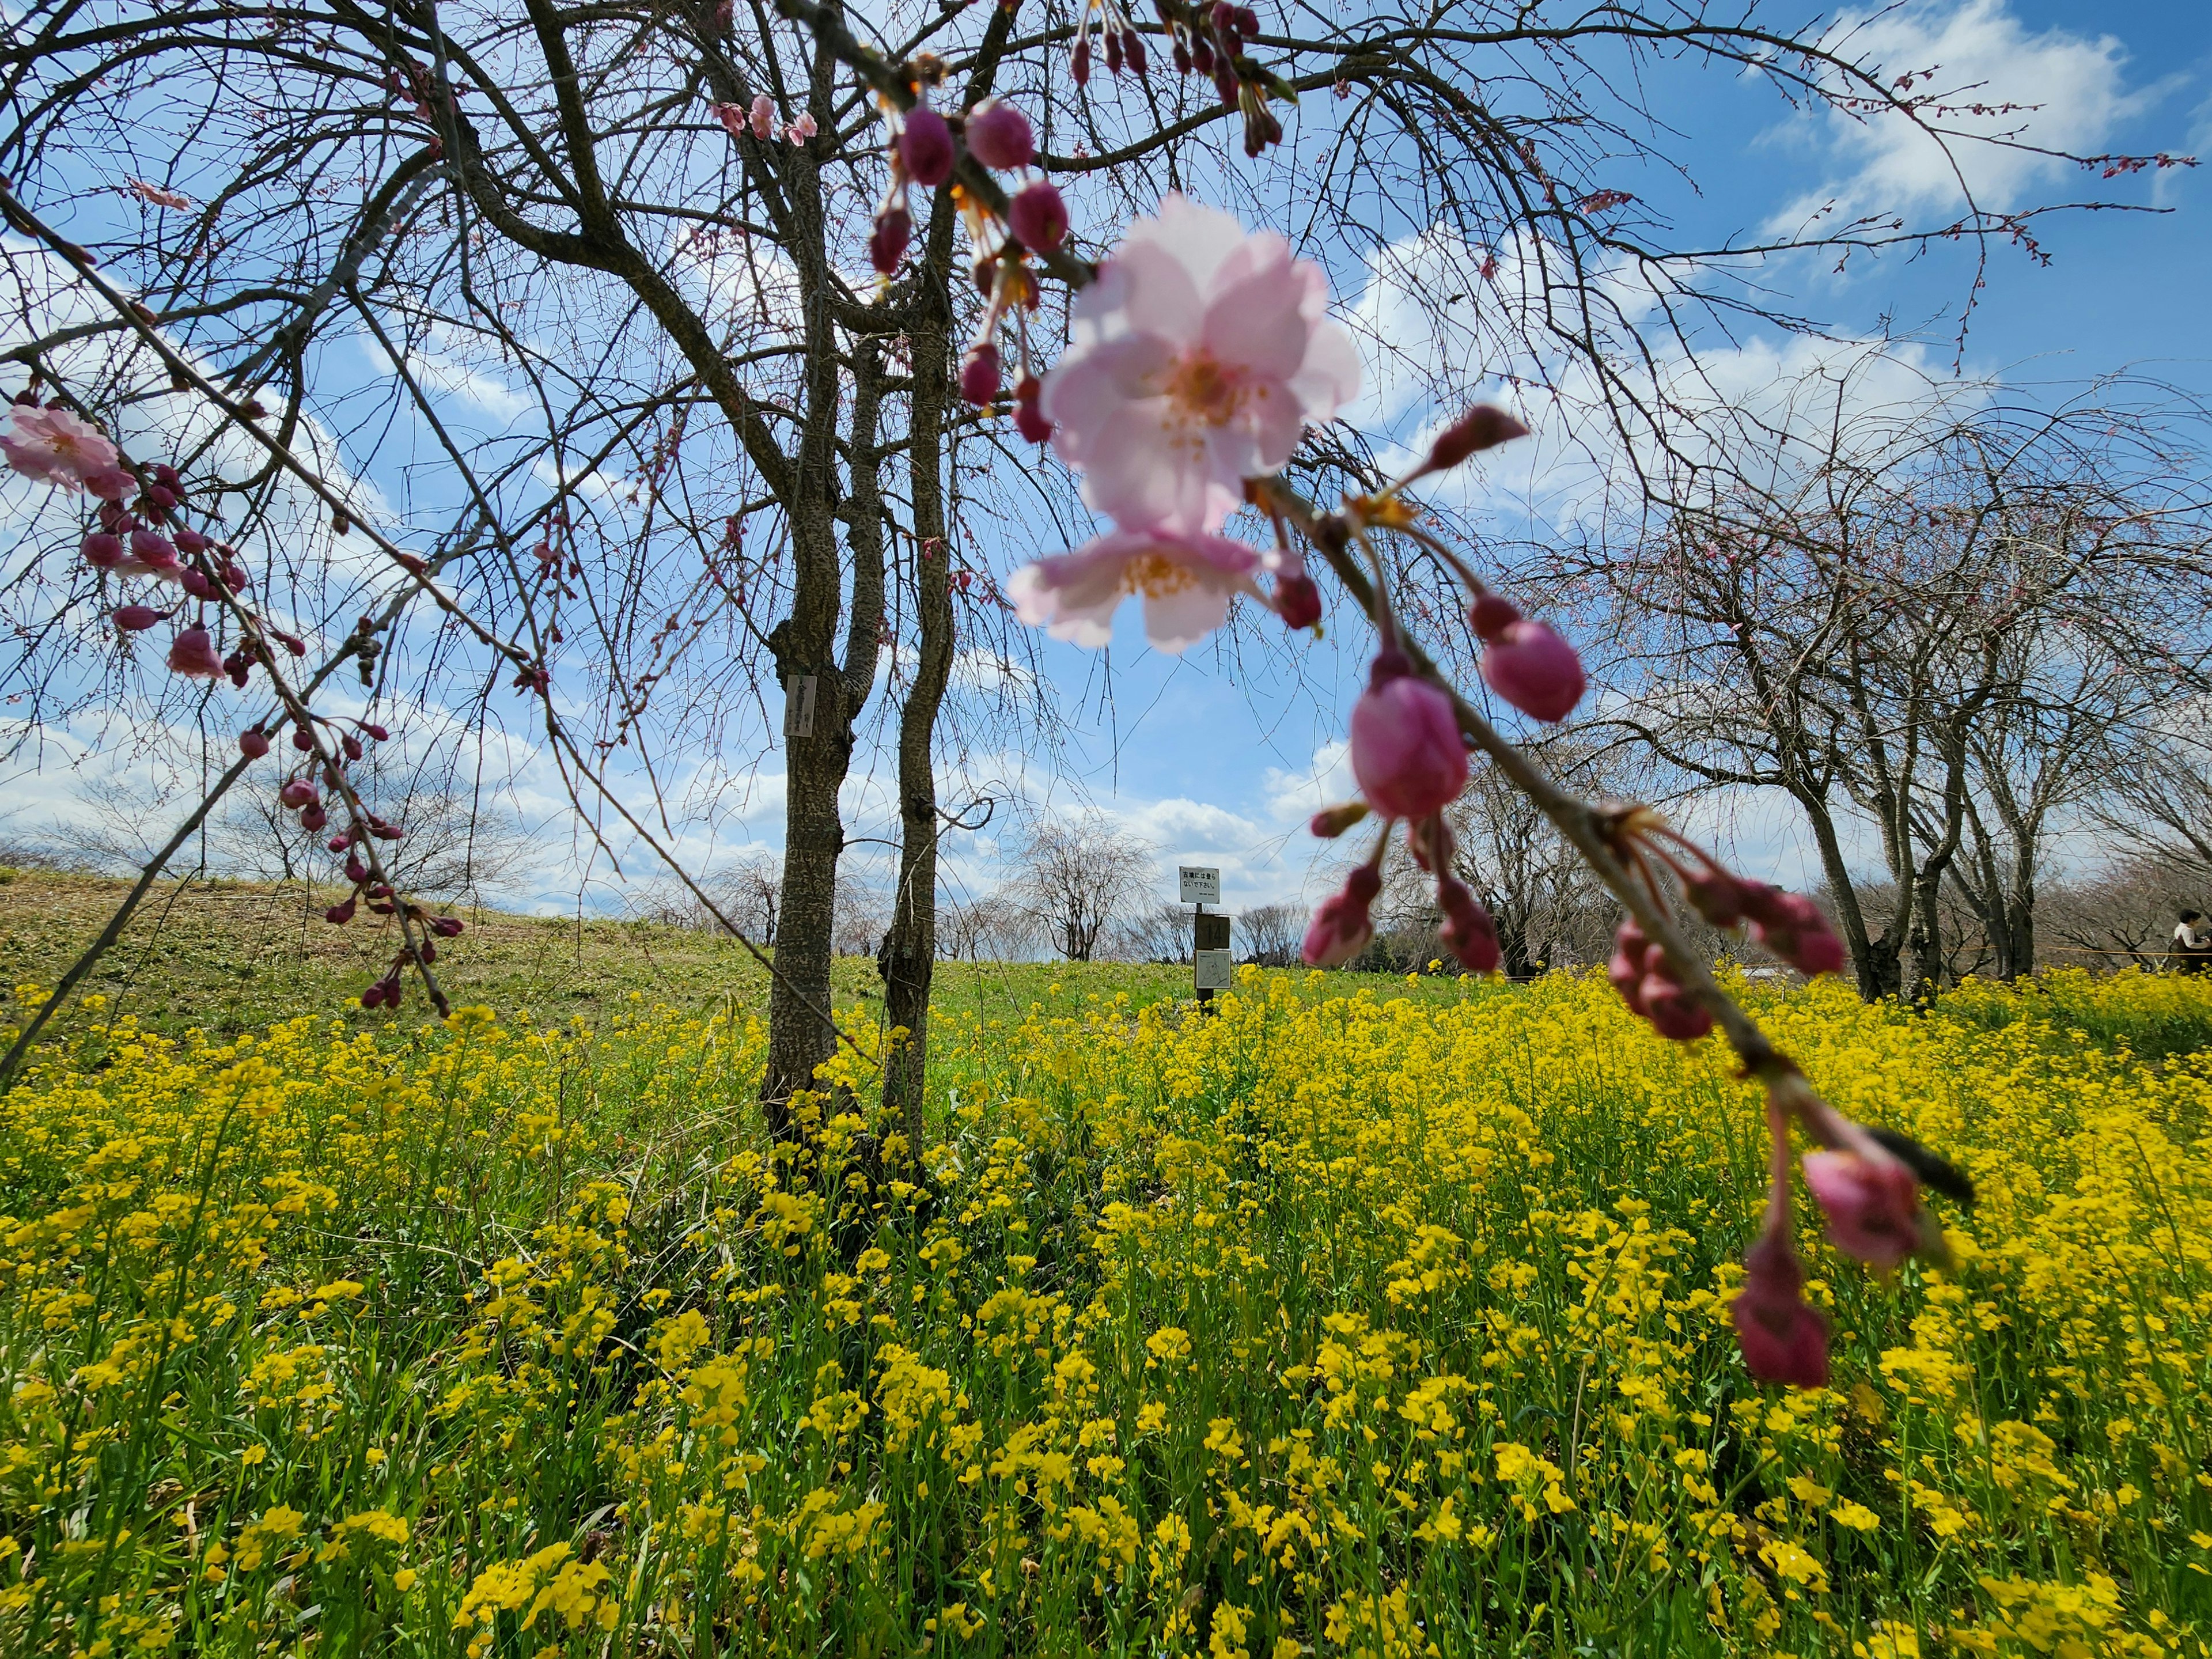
2 965 2209 1657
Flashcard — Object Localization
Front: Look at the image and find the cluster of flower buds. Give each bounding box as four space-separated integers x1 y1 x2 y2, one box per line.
1301 645 1501 974
711 94 815 148
1074 0 1150 85
3 396 269 691
1732 1080 1974 1388
1608 917 1709 1040
1149 1 1289 155
1598 810 1847 1044
863 89 1067 442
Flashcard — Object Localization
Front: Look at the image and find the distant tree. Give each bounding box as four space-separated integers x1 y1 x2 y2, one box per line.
1238 903 1306 968
711 858 783 946
1444 737 1624 979
2096 728 2212 877
1021 814 1153 963
1112 902 1192 965
2044 854 2209 972
940 892 1039 963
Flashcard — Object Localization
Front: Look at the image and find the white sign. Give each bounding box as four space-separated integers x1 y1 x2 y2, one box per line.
783 673 817 739
1178 865 1221 905
1194 948 1234 991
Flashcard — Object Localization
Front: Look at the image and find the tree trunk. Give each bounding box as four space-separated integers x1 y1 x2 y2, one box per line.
878 301 955 1162
762 330 887 1130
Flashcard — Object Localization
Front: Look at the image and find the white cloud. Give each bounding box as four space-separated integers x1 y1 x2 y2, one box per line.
1777 0 2147 229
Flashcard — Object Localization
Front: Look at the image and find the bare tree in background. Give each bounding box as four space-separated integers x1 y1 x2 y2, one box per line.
1020 813 1152 963
2097 727 2212 876
1445 735 1626 978
1111 901 1192 965
1238 903 1305 968
1584 371 2212 999
938 892 1036 963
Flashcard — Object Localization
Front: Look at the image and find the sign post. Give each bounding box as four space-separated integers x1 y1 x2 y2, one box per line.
1180 866 1230 1011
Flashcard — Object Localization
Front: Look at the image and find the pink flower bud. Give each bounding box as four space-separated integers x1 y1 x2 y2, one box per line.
1424 405 1529 474
1013 374 1053 443
130 527 179 573
1731 1232 1830 1388
959 342 1002 407
224 560 251 592
82 530 125 569
1639 974 1712 1041
153 463 183 494
1743 887 1847 976
1349 654 1467 820
1071 34 1091 85
360 980 387 1009
325 897 356 926
964 98 1035 170
174 527 209 557
143 483 178 518
239 728 271 760
361 723 391 741
343 733 364 760
279 778 320 809
899 105 955 188
83 466 133 501
1801 1149 1924 1270
345 855 369 883
165 625 224 678
1684 869 1748 929
1608 919 1654 1015
327 834 352 853
300 802 328 832
1302 865 1381 968
179 566 212 599
1480 619 1585 723
1308 801 1370 839
1467 591 1518 641
748 93 775 140
1274 572 1321 630
869 203 912 275
1437 877 1499 974
1007 180 1068 252
98 501 132 533
291 726 315 751
431 916 466 938
113 603 165 631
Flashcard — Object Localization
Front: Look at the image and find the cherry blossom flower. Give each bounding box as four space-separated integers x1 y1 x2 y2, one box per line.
1040 195 1361 535
748 94 775 140
1008 523 1264 652
1 404 121 491
786 113 817 145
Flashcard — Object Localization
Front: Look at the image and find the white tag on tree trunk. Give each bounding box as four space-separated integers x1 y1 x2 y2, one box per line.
783 673 817 738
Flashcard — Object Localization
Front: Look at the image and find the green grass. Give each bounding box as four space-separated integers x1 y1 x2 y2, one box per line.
0 870 1483 1049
